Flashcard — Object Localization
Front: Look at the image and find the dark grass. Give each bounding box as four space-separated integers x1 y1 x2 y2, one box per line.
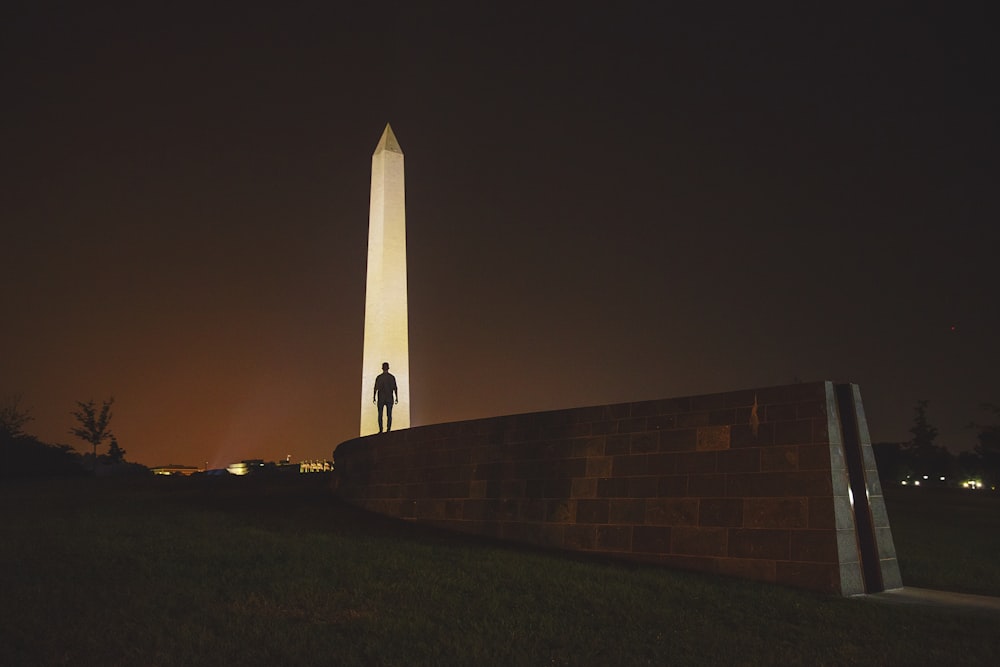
882 485 1000 596
1 477 998 667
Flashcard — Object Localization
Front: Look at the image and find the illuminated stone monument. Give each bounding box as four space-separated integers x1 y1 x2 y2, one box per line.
360 124 410 436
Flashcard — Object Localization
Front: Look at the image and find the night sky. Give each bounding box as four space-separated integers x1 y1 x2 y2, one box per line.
3 3 997 468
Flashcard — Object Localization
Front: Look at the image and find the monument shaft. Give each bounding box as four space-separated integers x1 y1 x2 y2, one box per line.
360 124 410 435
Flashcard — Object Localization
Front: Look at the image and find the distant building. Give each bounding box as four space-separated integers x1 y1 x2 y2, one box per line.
151 464 202 476
226 459 264 476
299 459 333 473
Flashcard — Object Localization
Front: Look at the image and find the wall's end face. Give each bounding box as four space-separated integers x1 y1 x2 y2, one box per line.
334 381 901 596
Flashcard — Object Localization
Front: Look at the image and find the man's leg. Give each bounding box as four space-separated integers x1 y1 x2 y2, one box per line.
377 403 384 433
385 401 393 431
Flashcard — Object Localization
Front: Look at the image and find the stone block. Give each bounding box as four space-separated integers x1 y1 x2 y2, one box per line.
626 477 659 498
631 432 659 453
648 414 677 430
797 444 832 470
783 470 834 496
806 495 835 530
708 408 736 425
766 403 798 422
677 412 712 428
590 421 617 435
789 530 839 562
672 526 728 557
645 498 698 526
727 471 831 498
875 526 898 560
569 437 606 458
608 499 646 524
696 425 731 450
731 421 774 447
539 524 565 548
564 525 597 550
613 454 649 477
605 434 630 455
657 475 689 497
659 428 698 451
462 499 492 521
525 479 544 499
674 451 718 474
687 474 726 497
723 389 758 408
500 479 526 498
796 401 826 420
618 417 647 433
403 483 428 499
773 419 815 446
717 448 760 474
729 529 790 560
829 495 856 531
576 499 610 524
632 526 672 554
497 498 520 521
586 456 613 477
571 477 598 499
445 500 464 520
699 498 744 527
744 498 808 529
760 445 798 471
644 453 679 475
543 478 573 498
415 499 447 520
473 461 501 480
522 499 547 522
545 499 575 523
869 498 892 530
597 476 627 497
597 525 632 551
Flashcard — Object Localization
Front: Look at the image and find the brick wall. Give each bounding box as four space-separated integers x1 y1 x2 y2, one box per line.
332 381 900 596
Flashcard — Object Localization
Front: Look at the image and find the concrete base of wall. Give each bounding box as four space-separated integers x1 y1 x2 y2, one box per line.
333 381 901 596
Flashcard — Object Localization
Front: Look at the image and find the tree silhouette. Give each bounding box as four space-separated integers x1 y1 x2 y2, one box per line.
106 436 126 465
0 394 34 438
904 400 949 480
70 398 114 471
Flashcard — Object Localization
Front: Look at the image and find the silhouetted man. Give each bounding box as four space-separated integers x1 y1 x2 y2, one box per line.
373 362 398 433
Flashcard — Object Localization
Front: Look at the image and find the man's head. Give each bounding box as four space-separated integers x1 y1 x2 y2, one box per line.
382 362 389 371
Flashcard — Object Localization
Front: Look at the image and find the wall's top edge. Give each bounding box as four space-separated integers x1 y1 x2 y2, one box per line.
335 380 838 453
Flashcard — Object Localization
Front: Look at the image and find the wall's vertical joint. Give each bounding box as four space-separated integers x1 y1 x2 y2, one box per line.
824 382 865 595
834 383 902 593
836 383 902 591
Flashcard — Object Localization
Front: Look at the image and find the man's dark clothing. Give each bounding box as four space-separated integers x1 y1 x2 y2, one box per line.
374 371 397 432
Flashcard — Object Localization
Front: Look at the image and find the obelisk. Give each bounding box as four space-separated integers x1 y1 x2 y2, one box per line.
360 123 410 435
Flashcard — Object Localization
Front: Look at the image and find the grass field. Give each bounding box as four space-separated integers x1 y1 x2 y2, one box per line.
1 476 998 666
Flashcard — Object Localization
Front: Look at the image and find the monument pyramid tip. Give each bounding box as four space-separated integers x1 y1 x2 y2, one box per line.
375 123 403 155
